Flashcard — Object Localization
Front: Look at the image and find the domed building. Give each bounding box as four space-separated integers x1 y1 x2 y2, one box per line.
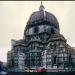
7 3 75 72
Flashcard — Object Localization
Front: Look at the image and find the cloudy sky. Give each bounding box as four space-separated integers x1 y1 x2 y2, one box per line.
0 1 75 62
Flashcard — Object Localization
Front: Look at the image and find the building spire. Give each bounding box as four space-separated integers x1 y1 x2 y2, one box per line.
39 1 45 11
41 1 43 6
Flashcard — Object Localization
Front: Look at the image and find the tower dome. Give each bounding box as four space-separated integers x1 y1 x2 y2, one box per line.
25 3 59 30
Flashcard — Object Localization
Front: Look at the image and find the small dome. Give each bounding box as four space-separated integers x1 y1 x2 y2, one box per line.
48 34 66 42
26 4 59 29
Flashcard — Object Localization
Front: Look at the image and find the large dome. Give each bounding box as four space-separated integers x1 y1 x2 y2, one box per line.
26 4 59 29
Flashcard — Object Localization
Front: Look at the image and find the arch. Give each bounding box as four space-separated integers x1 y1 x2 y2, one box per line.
51 27 55 34
53 56 57 64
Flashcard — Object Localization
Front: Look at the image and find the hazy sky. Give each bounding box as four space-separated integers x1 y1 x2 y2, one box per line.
0 1 75 62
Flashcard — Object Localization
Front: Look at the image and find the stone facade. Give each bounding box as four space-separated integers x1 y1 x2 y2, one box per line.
42 34 75 72
7 3 75 72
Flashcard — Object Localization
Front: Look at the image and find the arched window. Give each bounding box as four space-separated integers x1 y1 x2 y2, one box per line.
30 57 35 66
11 59 14 67
25 59 27 65
54 43 56 48
53 56 56 64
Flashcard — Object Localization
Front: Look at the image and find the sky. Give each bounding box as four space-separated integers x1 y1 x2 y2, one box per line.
0 1 75 62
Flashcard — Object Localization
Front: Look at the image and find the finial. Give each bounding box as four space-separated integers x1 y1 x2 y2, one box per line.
41 1 43 6
39 1 45 11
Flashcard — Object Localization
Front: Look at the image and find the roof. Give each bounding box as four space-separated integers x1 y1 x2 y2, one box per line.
48 34 67 42
27 11 59 26
26 4 59 30
14 39 26 46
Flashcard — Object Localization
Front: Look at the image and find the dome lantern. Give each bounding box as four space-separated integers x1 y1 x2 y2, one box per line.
39 1 45 11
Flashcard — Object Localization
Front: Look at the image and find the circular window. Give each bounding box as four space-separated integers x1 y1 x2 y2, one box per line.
51 28 55 34
34 26 39 33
